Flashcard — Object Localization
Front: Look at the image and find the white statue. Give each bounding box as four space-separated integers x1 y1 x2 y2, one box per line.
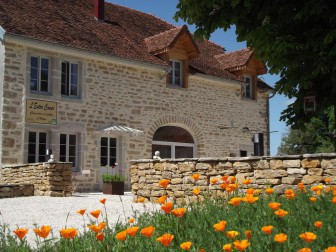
153 151 161 160
48 154 56 163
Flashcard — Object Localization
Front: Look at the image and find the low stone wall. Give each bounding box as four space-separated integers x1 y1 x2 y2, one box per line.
130 154 336 204
0 162 73 197
0 184 34 198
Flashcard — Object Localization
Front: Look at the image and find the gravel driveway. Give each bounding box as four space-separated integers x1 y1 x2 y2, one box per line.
0 192 158 247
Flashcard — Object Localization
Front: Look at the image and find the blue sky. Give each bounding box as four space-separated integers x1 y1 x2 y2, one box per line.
107 0 289 155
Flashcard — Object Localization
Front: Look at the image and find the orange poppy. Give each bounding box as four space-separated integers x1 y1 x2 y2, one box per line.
228 197 242 206
299 232 317 243
100 198 106 204
325 247 336 252
126 226 139 237
129 217 135 223
115 230 127 241
159 179 170 188
138 197 146 203
314 221 323 229
180 241 192 250
233 239 250 251
230 176 237 183
297 248 311 252
199 249 206 252
245 230 252 240
60 228 77 239
265 188 274 195
274 233 287 243
76 209 86 215
221 175 229 181
140 226 155 238
88 222 106 233
298 182 305 191
90 209 101 219
310 197 316 202
13 228 28 239
33 225 51 239
274 209 288 218
161 202 173 214
96 232 104 241
332 197 336 204
156 195 167 204
243 194 259 204
254 189 261 195
210 178 218 184
191 174 200 181
261 225 273 235
242 178 252 185
324 177 331 183
193 188 201 195
156 233 174 247
171 208 187 218
213 220 226 232
268 202 281 210
285 189 295 199
223 243 232 252
325 186 332 193
226 231 239 239
246 188 254 194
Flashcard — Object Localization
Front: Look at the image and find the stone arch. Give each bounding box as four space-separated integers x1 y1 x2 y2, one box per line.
146 114 206 157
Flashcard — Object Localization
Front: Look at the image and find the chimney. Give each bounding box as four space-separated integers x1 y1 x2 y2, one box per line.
94 0 104 21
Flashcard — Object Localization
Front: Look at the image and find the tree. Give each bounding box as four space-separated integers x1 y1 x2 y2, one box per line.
277 107 335 155
175 0 336 130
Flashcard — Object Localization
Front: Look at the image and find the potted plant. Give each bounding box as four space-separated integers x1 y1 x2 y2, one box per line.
102 174 125 195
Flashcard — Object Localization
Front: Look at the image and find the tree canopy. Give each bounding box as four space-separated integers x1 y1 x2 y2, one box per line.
175 0 336 128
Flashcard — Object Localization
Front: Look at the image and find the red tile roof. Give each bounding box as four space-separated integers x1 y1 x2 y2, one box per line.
215 48 253 71
0 0 265 83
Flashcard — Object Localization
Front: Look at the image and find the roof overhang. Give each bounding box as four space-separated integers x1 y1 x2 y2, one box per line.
97 125 143 136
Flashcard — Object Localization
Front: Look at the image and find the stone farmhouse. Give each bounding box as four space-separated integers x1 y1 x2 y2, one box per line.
0 0 273 191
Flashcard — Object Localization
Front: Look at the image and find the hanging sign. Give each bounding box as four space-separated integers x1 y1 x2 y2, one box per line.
25 99 57 125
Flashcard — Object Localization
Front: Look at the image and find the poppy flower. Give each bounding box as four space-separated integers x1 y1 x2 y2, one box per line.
268 202 281 210
180 241 192 250
199 249 206 252
246 188 254 194
230 176 237 183
310 197 316 202
324 177 331 183
274 233 287 243
138 197 146 203
213 220 226 232
96 232 104 241
156 233 174 247
325 186 332 193
254 189 261 195
285 189 295 199
88 222 106 233
332 197 336 204
325 247 336 252
299 232 317 243
226 231 239 239
193 188 201 195
161 202 173 214
243 194 259 204
265 188 274 195
115 230 127 241
156 195 167 204
126 226 139 237
33 225 51 239
233 239 250 251
228 183 239 192
76 209 86 215
298 248 311 252
298 182 305 191
221 175 229 182
13 228 28 239
261 226 273 235
314 221 323 229
90 209 101 219
223 243 232 252
60 228 77 239
159 179 170 188
229 197 242 206
100 198 106 204
129 217 135 223
140 226 155 238
210 178 218 184
171 208 187 218
245 230 252 240
242 179 252 185
274 209 288 218
191 174 200 181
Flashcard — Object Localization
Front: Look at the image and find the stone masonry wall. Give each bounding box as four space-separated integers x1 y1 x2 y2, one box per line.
130 154 336 204
0 162 73 196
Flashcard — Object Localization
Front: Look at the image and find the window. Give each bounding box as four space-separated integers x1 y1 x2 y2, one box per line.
243 76 253 99
168 60 182 86
60 134 77 168
100 137 117 166
61 61 79 97
28 131 48 163
30 56 49 93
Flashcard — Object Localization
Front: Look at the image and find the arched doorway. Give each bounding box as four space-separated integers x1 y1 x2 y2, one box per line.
152 126 195 159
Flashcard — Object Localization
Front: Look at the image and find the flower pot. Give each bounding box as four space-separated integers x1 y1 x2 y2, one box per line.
103 182 124 195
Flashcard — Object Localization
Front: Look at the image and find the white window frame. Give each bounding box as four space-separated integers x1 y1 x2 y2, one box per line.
243 75 253 99
61 61 80 98
30 56 50 94
27 131 49 163
59 133 78 169
152 140 195 159
168 60 183 86
100 137 118 167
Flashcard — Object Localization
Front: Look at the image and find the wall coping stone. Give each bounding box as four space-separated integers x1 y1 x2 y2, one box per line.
0 162 72 170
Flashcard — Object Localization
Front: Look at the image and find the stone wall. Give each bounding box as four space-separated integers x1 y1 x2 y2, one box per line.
0 162 73 197
130 154 336 204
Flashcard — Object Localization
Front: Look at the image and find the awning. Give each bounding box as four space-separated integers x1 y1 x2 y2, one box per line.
97 125 143 136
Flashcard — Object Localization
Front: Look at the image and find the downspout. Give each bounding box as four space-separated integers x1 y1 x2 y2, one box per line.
0 26 6 165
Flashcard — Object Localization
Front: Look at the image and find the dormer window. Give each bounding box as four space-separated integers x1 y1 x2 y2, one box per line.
168 60 183 86
243 76 253 99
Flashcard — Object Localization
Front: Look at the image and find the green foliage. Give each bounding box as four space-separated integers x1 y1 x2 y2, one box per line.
278 107 335 155
175 0 336 128
101 174 125 183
